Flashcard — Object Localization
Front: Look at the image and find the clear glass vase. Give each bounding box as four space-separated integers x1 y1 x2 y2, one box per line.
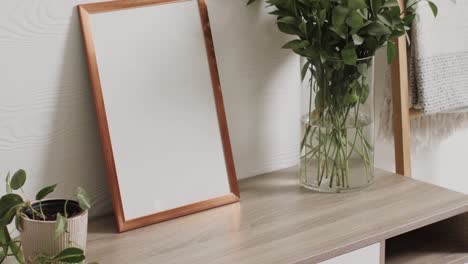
300 57 375 192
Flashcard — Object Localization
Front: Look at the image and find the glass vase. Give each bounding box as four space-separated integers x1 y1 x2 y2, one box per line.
300 57 375 192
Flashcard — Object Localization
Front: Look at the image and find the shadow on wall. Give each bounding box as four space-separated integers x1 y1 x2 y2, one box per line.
207 0 302 179
43 7 111 217
0 0 110 217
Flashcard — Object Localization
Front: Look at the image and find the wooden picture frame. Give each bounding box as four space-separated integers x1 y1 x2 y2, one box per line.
78 0 240 232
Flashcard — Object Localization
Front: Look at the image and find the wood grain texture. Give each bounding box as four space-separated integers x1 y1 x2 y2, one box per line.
391 0 412 176
87 168 468 264
78 0 239 232
386 213 468 264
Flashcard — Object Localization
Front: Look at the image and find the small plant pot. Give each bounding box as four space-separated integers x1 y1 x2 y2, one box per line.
20 199 88 262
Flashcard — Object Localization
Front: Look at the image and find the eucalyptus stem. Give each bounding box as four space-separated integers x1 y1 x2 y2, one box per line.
39 201 45 220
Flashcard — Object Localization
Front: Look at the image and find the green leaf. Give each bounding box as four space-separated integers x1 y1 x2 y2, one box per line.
318 9 327 26
363 21 391 36
0 205 18 225
52 247 85 263
55 213 68 238
0 194 23 218
348 0 367 9
9 240 24 264
301 61 311 81
277 22 303 36
377 14 392 26
282 39 310 49
387 41 397 64
343 93 359 105
352 34 365 45
269 9 293 16
76 187 91 210
371 0 382 13
36 184 57 200
332 6 349 27
10 169 26 190
428 1 438 17
5 172 11 194
0 227 9 256
341 47 357 65
346 11 364 28
298 20 307 35
293 46 319 59
330 25 347 39
277 16 298 25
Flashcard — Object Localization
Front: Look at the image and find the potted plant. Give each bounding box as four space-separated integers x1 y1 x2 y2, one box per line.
248 0 437 192
0 169 91 263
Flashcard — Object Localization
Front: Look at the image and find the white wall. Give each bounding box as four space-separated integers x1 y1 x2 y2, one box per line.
0 0 300 217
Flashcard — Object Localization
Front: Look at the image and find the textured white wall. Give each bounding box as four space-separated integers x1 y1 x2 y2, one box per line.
0 0 300 217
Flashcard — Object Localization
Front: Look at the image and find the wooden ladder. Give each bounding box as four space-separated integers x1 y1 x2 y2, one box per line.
391 0 422 176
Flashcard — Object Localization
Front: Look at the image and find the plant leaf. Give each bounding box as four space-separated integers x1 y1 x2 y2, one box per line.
9 240 24 263
387 41 397 64
301 61 311 81
0 205 19 225
76 187 91 210
363 21 391 36
343 93 359 105
348 0 367 9
428 1 438 17
332 6 349 27
10 169 26 190
52 247 85 263
36 184 57 200
346 11 364 28
277 16 298 25
371 0 382 14
5 172 11 194
0 248 5 262
0 194 23 218
55 213 68 238
377 14 392 26
246 0 257 5
341 47 357 65
0 227 9 256
282 39 310 49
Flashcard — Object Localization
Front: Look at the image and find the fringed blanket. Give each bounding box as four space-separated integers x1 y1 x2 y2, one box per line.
409 0 468 114
378 0 468 148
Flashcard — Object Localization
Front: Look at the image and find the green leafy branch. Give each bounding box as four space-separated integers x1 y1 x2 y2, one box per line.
247 0 437 65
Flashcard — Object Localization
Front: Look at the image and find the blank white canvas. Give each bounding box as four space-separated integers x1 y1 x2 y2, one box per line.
89 0 231 220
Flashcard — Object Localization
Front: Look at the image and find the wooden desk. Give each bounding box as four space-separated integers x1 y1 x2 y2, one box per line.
87 168 468 263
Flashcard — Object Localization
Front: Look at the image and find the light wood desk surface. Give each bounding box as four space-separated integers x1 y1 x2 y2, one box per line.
87 168 468 264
